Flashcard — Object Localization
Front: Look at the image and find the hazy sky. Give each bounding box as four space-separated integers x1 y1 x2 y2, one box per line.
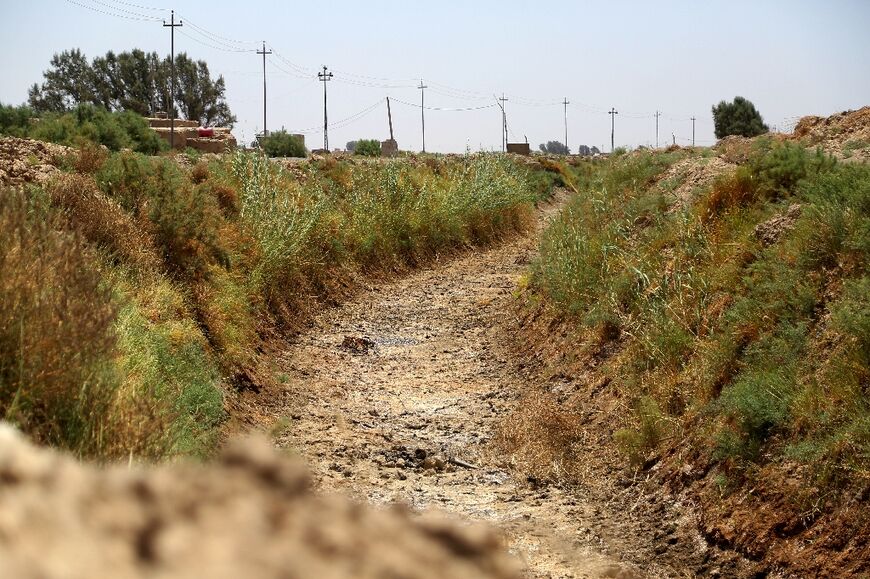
2 1 868 153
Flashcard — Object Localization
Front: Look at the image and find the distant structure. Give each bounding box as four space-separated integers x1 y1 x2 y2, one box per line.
148 117 237 153
506 143 530 155
381 139 399 157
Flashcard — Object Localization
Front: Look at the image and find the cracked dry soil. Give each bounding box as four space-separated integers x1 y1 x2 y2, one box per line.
270 195 683 578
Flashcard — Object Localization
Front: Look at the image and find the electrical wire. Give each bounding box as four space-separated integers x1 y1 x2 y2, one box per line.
61 0 712 137
390 97 496 112
287 98 386 135
63 0 160 22
177 30 255 53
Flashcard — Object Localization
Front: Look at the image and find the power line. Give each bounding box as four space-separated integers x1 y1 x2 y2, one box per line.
100 0 169 13
286 98 385 135
87 0 161 20
177 30 254 53
63 0 716 149
63 0 160 21
388 97 495 112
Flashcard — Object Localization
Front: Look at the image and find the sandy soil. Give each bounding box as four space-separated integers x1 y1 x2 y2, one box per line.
269 193 692 578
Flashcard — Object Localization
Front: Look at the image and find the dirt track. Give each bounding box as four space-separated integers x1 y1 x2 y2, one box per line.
270 193 681 578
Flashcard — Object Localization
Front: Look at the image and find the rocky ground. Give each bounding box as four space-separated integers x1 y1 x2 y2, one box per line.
0 136 69 186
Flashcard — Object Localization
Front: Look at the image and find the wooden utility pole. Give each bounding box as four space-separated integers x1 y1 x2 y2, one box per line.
386 97 394 141
162 10 182 148
257 41 272 137
691 116 696 147
318 66 333 150
608 108 618 153
418 80 427 153
562 97 570 153
499 94 509 152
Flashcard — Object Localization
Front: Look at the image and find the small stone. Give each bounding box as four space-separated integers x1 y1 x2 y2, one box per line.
414 448 428 460
396 471 407 481
422 458 437 470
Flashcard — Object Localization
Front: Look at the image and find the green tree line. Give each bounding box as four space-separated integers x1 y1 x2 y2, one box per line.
28 48 235 128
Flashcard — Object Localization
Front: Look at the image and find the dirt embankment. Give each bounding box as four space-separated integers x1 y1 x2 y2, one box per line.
0 424 523 579
791 106 870 161
500 109 870 577
0 136 69 186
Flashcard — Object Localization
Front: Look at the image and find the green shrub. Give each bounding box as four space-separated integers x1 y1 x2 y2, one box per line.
260 130 307 158
0 103 34 137
354 139 381 157
97 152 228 280
712 96 768 139
2 103 166 154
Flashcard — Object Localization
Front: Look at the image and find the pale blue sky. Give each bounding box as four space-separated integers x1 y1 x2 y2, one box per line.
1 1 868 153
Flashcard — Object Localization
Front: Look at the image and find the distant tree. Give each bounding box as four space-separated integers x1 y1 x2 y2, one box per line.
354 139 381 157
712 96 768 139
591 146 600 155
346 140 358 152
173 54 235 127
27 49 95 112
576 144 591 156
28 49 235 128
538 140 570 155
260 131 307 158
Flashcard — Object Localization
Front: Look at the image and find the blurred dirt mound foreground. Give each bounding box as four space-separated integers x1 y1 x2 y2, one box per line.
0 425 521 579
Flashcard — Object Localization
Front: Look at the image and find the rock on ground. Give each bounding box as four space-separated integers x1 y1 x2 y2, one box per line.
0 424 522 579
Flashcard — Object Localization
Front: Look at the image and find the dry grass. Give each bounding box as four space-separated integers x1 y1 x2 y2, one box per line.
494 391 586 483
47 173 161 272
0 189 118 454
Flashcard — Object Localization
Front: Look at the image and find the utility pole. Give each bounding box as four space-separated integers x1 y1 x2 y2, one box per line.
608 108 618 153
256 41 272 137
654 110 661 148
499 93 509 152
162 10 182 148
318 66 333 150
386 97 394 141
691 116 696 147
418 80 427 153
562 97 570 153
